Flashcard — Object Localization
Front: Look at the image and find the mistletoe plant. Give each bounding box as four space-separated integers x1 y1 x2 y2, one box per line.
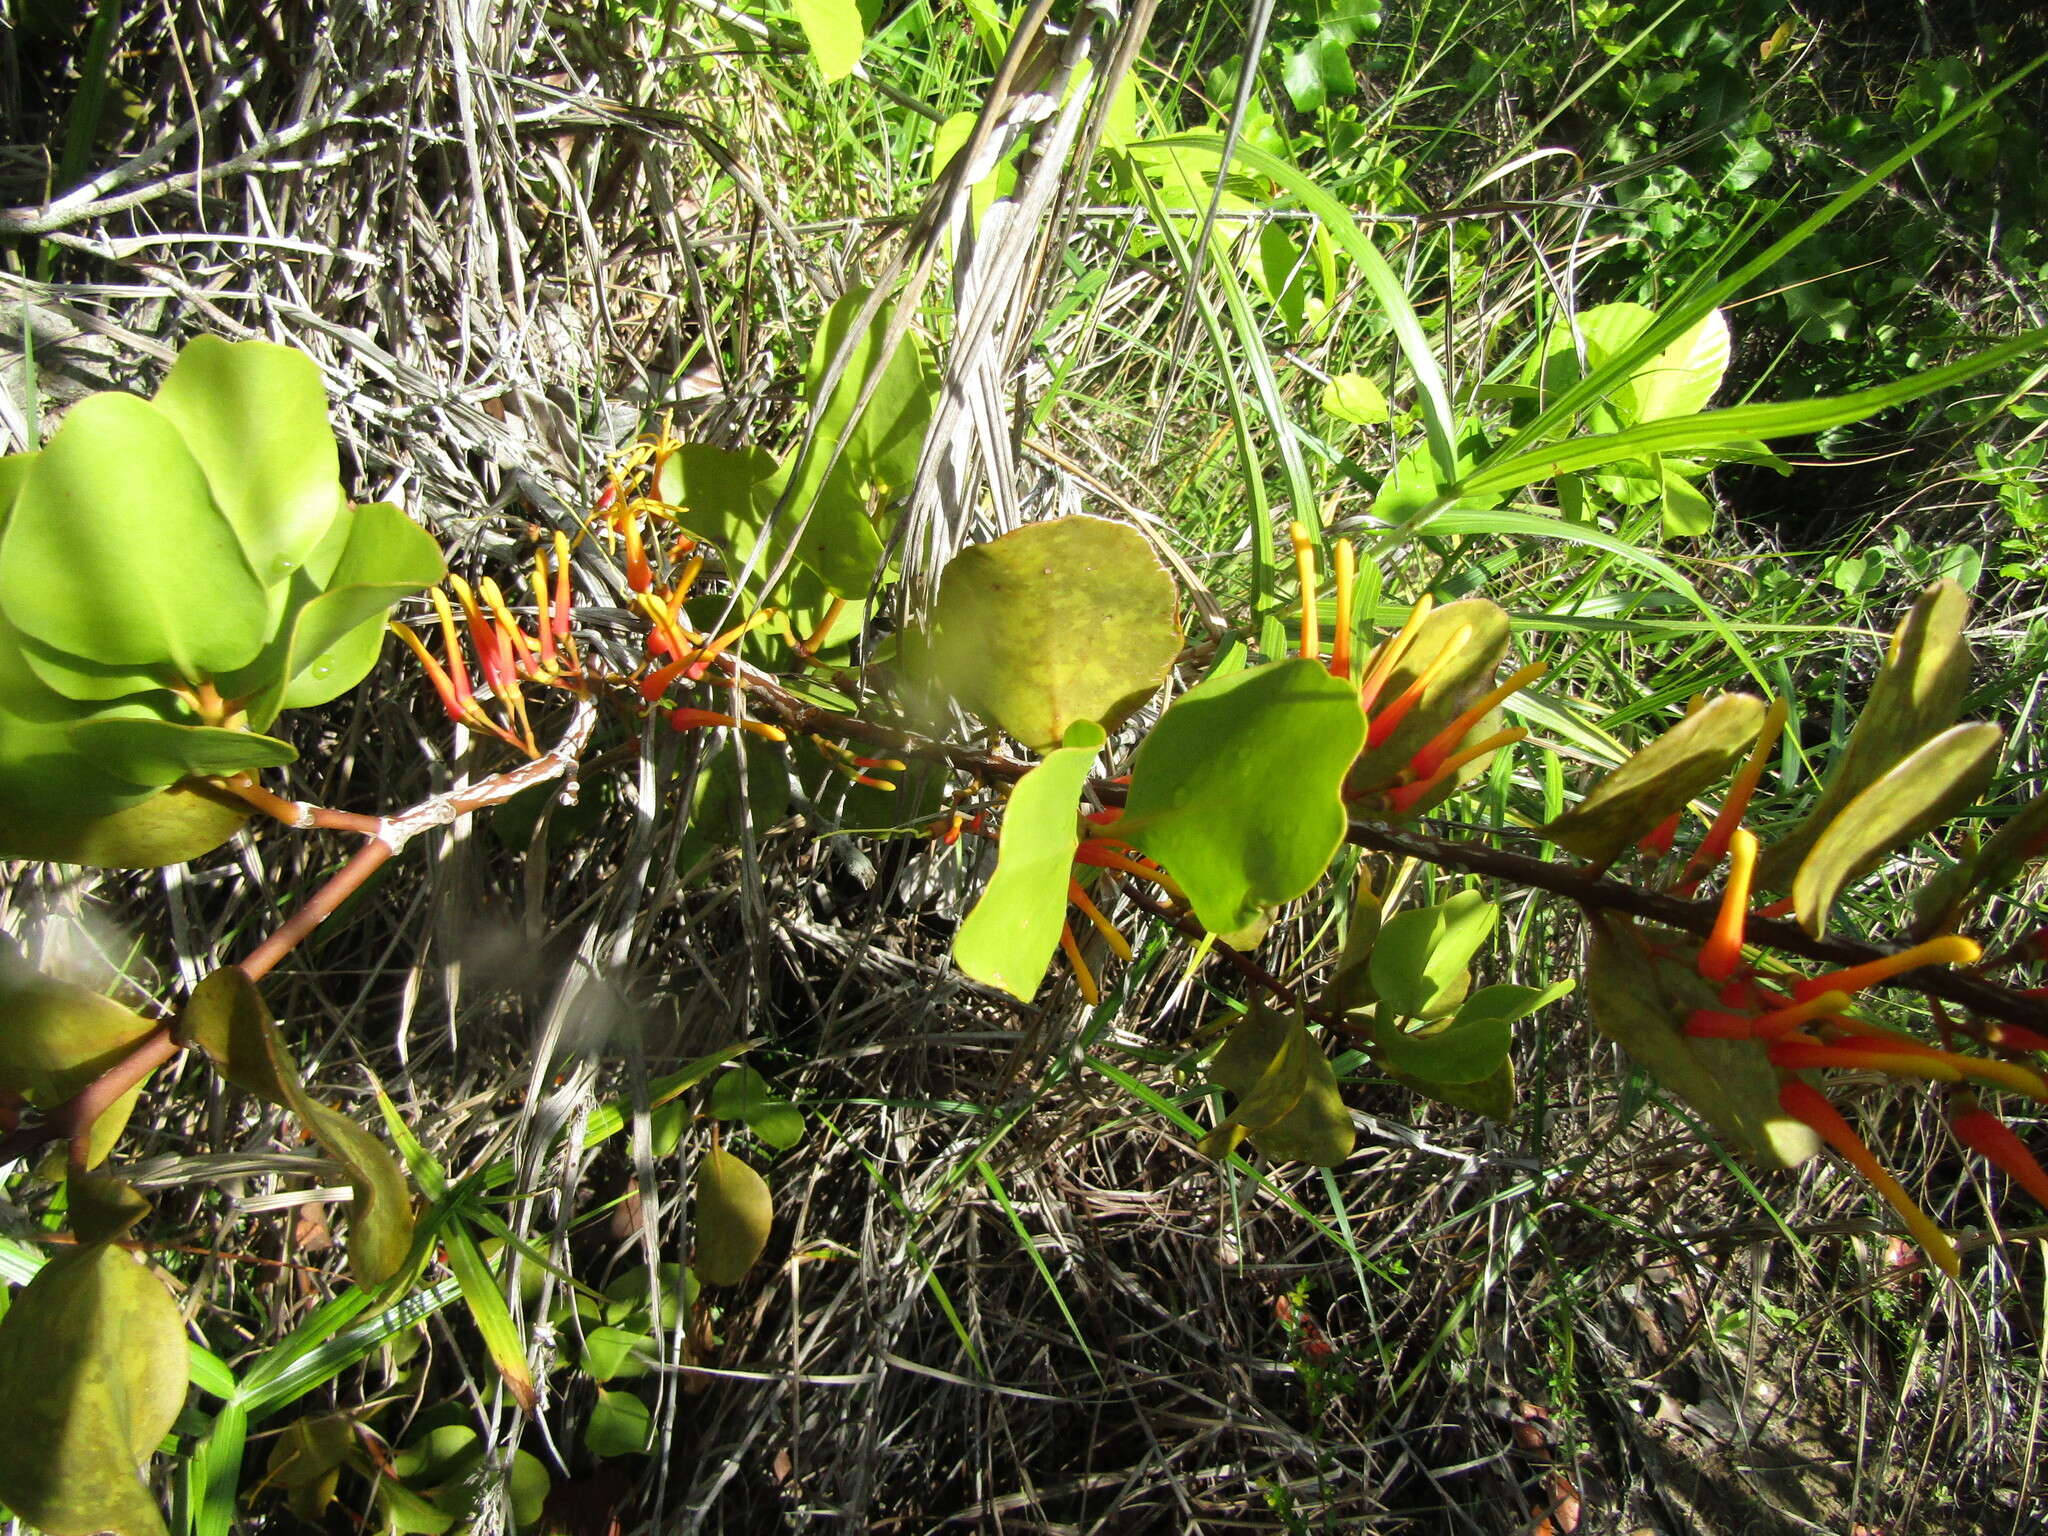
6 280 2048 1536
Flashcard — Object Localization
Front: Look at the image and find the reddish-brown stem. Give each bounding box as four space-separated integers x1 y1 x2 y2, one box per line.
236 838 397 984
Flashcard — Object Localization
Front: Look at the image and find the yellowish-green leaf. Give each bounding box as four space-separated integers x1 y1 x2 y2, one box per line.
1760 581 1972 887
694 1147 772 1286
1321 373 1390 425
1347 599 1509 794
0 950 160 1167
1793 721 2002 935
0 1243 189 1536
1583 918 1817 1169
1541 694 1765 867
1199 1006 1354 1166
0 778 249 869
177 968 415 1286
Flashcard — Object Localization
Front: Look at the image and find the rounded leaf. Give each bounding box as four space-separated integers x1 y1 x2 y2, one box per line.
0 392 270 679
1541 695 1765 867
694 1147 772 1286
147 336 346 583
0 1244 189 1536
68 717 296 786
0 779 249 868
1123 659 1367 934
924 517 1182 752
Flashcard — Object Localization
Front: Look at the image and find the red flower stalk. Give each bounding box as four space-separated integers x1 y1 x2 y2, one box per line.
1366 623 1470 749
478 577 536 677
1356 596 1432 718
1777 1078 1961 1278
1948 1094 2048 1210
1383 727 1526 814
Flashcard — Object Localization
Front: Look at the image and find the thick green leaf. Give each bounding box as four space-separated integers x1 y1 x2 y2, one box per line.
1390 1057 1516 1120
1760 581 1971 887
925 518 1182 752
0 1243 188 1536
266 1413 357 1524
0 393 270 679
694 1147 771 1286
1541 694 1766 867
655 443 782 558
707 1065 805 1153
386 1422 548 1532
0 779 249 868
1529 303 1730 425
15 631 166 702
953 720 1105 998
148 337 346 583
1198 1005 1354 1166
67 1171 153 1245
251 501 443 722
1374 979 1572 1085
793 0 863 79
1658 458 1715 538
779 290 935 595
585 1389 657 1458
68 717 296 785
1793 721 2002 935
1584 918 1817 1169
1348 599 1509 793
0 952 161 1167
1322 373 1390 425
1368 891 1498 1021
580 1325 655 1382
177 969 415 1287
1123 659 1366 934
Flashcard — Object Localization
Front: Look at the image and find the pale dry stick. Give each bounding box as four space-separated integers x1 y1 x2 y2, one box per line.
0 699 598 1170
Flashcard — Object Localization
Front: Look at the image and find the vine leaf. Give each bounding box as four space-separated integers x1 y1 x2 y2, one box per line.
953 720 1106 999
0 949 161 1167
1793 721 2002 935
1198 1005 1354 1166
177 968 416 1287
924 518 1181 752
1122 658 1366 934
1348 599 1510 794
1583 917 1817 1169
1369 890 1499 1021
694 1146 772 1285
1759 580 1972 888
1541 694 1766 866
0 1242 189 1536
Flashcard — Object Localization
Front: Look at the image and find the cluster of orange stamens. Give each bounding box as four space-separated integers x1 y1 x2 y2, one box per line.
1289 522 1543 814
1678 823 2048 1278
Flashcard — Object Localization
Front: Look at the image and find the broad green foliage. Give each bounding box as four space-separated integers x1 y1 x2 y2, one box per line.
1369 891 1497 1022
709 1064 805 1152
177 968 416 1287
1759 580 1971 888
1123 659 1366 935
953 721 1107 999
1584 919 1818 1170
792 0 864 80
694 1146 773 1286
0 1241 188 1536
1542 695 1766 867
1376 982 1572 1087
0 336 442 863
381 1420 549 1533
1792 722 2002 936
923 517 1181 752
1199 1005 1354 1166
0 943 161 1167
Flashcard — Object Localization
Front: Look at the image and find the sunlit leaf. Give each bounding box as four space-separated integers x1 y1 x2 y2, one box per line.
0 393 269 680
953 720 1106 999
694 1147 772 1286
1373 979 1572 1085
0 1243 188 1536
1793 721 2002 935
1369 891 1498 1021
0 950 161 1167
148 336 346 585
177 968 416 1287
1321 372 1389 424
1123 659 1366 934
67 717 296 785
1541 694 1765 866
0 779 249 869
707 1065 805 1152
792 0 864 79
925 518 1181 752
1760 580 1972 887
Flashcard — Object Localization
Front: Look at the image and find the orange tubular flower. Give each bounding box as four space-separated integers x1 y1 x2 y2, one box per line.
1330 540 1357 680
1366 624 1470 749
1695 828 1758 982
1356 595 1432 718
1948 1094 2048 1210
1778 1078 1961 1279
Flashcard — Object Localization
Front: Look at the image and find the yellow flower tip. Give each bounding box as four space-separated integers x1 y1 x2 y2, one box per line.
1287 520 1316 557
1793 934 1983 1003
